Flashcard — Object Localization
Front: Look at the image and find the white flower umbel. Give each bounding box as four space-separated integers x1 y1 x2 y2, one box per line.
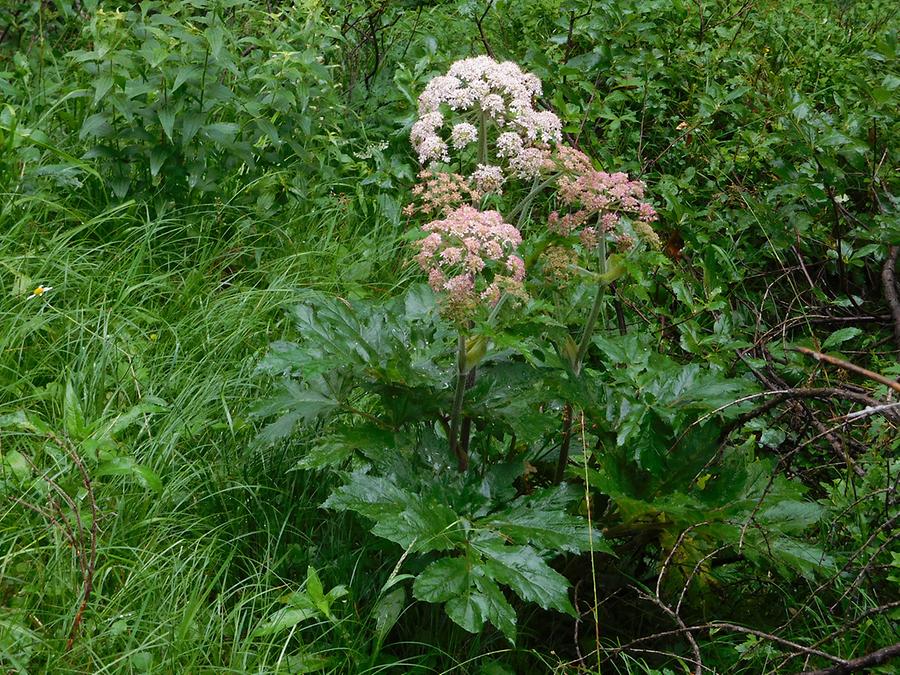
410 56 561 184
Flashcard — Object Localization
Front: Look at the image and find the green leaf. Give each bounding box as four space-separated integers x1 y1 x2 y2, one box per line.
92 74 114 105
79 112 112 139
250 607 319 638
158 109 176 142
412 558 471 603
281 653 333 673
294 425 397 470
103 401 166 439
326 585 348 602
306 566 329 617
252 382 339 446
475 576 516 644
149 146 167 177
206 25 225 59
253 381 338 420
203 122 239 146
0 411 45 433
64 380 88 439
371 498 461 551
172 65 200 93
2 450 31 481
253 411 302 447
404 284 436 321
298 437 356 469
322 473 411 521
425 563 517 641
372 587 406 644
181 112 204 146
480 485 608 554
279 591 317 611
445 589 488 634
95 457 163 493
475 540 575 616
124 79 155 100
822 327 863 350
565 51 600 72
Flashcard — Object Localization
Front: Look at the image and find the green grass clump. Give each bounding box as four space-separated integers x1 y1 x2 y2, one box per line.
0 195 413 671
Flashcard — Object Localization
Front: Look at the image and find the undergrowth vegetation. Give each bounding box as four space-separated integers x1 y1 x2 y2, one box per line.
1 1 898 673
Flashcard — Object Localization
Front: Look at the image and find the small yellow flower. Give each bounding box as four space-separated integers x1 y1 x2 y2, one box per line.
27 285 53 300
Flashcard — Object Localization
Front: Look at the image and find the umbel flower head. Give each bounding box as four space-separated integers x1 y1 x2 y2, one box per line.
548 146 660 249
401 166 509 219
403 170 479 217
410 56 561 182
415 206 526 319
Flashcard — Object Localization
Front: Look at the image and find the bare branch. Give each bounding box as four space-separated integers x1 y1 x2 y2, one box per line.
882 245 900 354
800 641 900 675
792 346 900 394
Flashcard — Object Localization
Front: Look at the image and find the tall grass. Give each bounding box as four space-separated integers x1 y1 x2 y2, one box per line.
0 187 412 671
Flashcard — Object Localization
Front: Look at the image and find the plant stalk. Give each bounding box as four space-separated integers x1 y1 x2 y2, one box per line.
449 332 469 471
556 225 608 483
573 229 608 374
478 110 488 166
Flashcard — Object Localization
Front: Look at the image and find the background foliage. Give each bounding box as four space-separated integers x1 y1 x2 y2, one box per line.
1 1 897 673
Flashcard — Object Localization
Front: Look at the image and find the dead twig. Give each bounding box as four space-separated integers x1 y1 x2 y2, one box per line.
595 620 847 667
4 429 98 651
64 439 98 652
828 528 900 613
773 512 900 638
882 245 900 354
635 589 704 675
791 347 900 394
473 1 495 58
800 641 900 675
776 601 900 671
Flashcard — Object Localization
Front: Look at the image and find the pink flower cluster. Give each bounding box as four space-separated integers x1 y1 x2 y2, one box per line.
415 206 526 315
410 56 561 180
404 170 478 217
548 146 660 248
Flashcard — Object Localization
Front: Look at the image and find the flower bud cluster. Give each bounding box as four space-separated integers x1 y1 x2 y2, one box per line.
415 206 526 317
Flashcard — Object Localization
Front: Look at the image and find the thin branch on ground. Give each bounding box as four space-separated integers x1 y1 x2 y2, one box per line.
799 641 900 675
792 346 900 394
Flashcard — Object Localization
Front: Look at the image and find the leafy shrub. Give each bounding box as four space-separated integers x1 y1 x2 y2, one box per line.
70 0 343 200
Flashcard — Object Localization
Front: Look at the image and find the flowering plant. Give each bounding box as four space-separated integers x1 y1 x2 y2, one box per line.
253 53 842 655
403 58 667 484
261 54 664 644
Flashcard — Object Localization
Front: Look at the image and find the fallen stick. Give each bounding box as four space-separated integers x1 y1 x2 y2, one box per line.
792 346 900 394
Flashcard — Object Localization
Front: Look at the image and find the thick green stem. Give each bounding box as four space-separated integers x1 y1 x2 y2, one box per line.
573 232 608 374
554 403 574 483
478 110 488 166
509 174 558 221
487 292 509 324
449 333 469 471
556 226 608 483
